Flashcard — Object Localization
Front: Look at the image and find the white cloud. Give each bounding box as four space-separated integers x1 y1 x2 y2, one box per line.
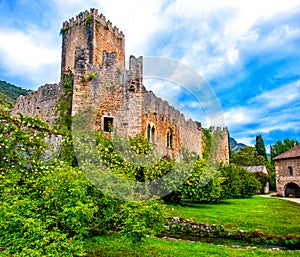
224 107 258 126
249 80 300 108
0 28 60 87
2 0 299 87
159 0 300 80
143 79 183 98
226 48 239 65
52 0 166 58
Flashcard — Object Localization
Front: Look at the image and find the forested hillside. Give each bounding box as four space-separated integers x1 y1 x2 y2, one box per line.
0 80 29 110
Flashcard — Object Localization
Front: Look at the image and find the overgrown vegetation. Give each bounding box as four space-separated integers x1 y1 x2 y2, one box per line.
0 112 167 256
60 26 69 35
82 71 98 82
54 69 77 165
1 81 298 256
201 128 212 160
0 110 299 255
72 129 260 203
0 91 15 110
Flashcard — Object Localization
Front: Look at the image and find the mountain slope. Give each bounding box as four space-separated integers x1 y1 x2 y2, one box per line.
0 80 29 101
0 80 29 111
230 137 247 151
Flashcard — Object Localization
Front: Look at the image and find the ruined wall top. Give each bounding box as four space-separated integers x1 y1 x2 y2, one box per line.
62 8 125 40
210 126 228 133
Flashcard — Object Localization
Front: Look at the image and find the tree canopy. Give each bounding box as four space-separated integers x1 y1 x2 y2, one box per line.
231 146 266 166
270 139 299 161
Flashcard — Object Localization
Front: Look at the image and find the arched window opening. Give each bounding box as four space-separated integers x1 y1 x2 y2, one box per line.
288 166 293 176
147 124 151 141
167 128 173 148
151 126 155 143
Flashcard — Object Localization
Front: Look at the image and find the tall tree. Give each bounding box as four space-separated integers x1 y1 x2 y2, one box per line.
270 138 299 161
255 135 267 160
231 146 266 166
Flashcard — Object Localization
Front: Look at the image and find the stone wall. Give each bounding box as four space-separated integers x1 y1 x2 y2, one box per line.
275 158 300 196
140 92 202 158
11 83 62 126
72 47 203 159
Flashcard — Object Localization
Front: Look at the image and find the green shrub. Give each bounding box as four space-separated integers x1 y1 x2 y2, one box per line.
0 113 118 255
0 159 121 256
219 164 261 198
0 113 168 255
118 201 167 243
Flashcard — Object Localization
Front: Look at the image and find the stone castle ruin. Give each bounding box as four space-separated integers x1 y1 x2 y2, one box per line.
12 8 229 163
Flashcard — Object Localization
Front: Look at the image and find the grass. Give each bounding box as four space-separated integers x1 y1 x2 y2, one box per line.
85 236 300 257
166 196 300 235
84 196 300 256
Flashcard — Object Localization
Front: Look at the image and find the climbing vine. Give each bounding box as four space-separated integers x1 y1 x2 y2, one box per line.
54 69 77 165
202 128 212 160
59 26 69 36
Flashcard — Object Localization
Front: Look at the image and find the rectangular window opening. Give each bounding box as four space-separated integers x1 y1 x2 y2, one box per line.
104 117 114 132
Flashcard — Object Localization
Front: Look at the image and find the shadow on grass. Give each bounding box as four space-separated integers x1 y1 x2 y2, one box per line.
178 199 236 209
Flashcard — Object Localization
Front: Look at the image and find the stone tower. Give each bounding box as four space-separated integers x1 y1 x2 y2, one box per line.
61 8 125 73
210 126 230 164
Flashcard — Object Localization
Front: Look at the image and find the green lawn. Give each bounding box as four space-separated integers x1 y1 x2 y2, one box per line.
166 196 300 235
85 196 300 256
85 236 300 257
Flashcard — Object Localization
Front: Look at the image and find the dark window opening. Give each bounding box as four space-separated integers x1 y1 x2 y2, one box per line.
147 124 155 143
288 166 293 176
104 117 114 132
151 126 155 143
285 183 300 197
147 124 151 141
167 129 173 148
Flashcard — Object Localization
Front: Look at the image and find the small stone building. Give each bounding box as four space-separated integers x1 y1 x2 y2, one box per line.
274 146 300 197
243 165 269 194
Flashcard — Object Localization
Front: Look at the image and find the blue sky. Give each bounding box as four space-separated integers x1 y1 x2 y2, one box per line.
0 0 300 151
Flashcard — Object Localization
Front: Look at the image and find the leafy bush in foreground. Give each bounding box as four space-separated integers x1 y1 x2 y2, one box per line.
0 112 167 256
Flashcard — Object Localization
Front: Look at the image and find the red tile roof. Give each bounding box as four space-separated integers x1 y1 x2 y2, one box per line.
273 146 300 160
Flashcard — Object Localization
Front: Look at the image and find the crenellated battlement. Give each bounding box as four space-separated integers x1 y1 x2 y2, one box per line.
61 8 125 73
62 8 124 40
210 126 228 133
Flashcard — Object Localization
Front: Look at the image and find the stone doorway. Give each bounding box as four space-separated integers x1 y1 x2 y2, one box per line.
285 183 300 197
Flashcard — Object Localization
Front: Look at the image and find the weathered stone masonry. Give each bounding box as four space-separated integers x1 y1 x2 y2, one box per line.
61 8 125 73
12 8 229 162
72 47 203 159
11 83 62 125
274 146 300 197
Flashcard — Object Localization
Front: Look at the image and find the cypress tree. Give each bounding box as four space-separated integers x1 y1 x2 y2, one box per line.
255 135 267 160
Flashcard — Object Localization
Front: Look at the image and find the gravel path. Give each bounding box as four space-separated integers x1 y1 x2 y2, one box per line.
259 194 300 204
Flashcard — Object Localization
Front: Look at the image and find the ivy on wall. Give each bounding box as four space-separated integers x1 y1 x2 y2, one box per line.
54 69 77 165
